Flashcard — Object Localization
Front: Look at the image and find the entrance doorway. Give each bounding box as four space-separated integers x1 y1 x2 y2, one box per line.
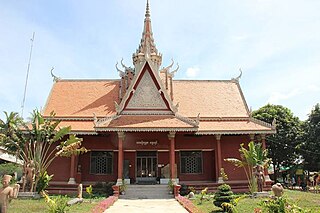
136 151 157 184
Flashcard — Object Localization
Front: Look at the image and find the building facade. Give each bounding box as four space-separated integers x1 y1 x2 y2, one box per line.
44 1 275 188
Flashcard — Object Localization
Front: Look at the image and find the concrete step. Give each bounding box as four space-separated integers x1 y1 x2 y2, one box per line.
120 185 173 199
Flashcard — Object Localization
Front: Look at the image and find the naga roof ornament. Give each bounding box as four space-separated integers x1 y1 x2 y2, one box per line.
231 68 243 83
50 67 61 82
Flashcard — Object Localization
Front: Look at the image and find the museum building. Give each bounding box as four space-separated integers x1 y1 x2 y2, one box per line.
44 1 276 190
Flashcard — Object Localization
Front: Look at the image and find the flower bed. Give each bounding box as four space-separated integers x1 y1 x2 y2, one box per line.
176 195 202 213
91 196 118 213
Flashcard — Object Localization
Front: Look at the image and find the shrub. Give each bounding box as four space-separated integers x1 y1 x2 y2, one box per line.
168 179 174 193
260 196 309 213
0 163 22 178
92 182 115 197
213 184 234 211
43 192 69 213
36 171 53 193
179 184 190 196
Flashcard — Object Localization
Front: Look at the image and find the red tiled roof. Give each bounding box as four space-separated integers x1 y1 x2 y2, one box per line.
43 80 249 118
198 120 274 134
173 80 249 118
41 79 274 133
57 120 95 132
95 115 196 131
43 80 119 117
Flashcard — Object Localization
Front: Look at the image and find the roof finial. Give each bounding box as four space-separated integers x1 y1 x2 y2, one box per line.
146 0 150 18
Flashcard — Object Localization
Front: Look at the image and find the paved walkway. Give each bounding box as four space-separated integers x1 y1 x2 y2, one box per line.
105 199 188 213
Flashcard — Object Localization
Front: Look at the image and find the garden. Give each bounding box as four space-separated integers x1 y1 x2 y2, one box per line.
187 187 320 213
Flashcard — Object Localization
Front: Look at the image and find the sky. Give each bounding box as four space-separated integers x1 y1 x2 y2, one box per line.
0 0 320 121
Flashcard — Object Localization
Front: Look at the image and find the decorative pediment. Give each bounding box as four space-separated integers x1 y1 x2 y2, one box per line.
116 61 177 115
126 71 167 109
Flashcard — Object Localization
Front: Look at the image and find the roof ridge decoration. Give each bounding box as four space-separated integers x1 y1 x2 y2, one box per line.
94 114 120 127
132 0 162 71
50 67 61 82
231 68 242 83
175 113 199 127
249 117 276 130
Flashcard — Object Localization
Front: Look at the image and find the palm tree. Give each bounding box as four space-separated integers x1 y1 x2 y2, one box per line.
225 141 270 194
0 111 25 156
1 110 88 192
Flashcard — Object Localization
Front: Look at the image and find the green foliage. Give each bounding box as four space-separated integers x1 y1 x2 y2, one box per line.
43 192 69 213
0 163 22 177
168 179 174 193
119 179 127 193
300 103 320 171
252 104 302 178
0 112 25 155
0 110 88 192
92 182 114 197
199 187 208 204
225 141 270 194
213 184 234 211
36 171 53 193
179 184 190 196
260 196 310 213
86 185 93 202
220 168 228 181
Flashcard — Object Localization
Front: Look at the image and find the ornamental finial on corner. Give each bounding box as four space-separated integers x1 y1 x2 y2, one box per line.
50 67 61 82
231 68 242 83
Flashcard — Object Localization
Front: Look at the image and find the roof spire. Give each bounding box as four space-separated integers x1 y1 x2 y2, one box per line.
132 0 162 71
146 0 150 18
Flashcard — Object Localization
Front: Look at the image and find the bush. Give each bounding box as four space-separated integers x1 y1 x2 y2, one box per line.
36 171 53 193
92 182 115 197
260 196 308 213
213 184 234 211
180 184 190 196
43 192 69 213
0 163 22 178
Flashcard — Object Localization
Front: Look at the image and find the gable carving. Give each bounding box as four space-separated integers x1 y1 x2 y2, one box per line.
126 70 167 109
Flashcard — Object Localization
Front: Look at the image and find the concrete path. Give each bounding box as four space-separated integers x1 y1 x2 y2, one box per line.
105 199 188 213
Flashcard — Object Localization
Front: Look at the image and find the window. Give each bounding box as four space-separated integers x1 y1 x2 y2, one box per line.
180 151 202 174
90 151 113 174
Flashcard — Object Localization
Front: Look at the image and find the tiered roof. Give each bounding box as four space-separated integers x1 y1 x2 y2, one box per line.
42 1 275 135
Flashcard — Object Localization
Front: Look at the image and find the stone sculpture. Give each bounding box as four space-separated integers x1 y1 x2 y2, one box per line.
255 165 265 192
272 183 284 197
22 161 35 192
0 175 20 213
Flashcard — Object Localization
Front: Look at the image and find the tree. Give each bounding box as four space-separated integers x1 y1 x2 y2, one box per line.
0 112 25 156
252 104 302 180
225 141 270 194
0 110 88 192
300 103 320 171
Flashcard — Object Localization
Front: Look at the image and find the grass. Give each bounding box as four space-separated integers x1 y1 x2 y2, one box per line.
8 196 104 213
191 189 320 212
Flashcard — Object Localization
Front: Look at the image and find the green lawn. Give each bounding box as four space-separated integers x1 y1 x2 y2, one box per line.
8 197 104 213
191 190 320 212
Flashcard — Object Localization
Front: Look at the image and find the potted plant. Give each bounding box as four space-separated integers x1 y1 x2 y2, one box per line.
119 179 127 195
168 179 174 194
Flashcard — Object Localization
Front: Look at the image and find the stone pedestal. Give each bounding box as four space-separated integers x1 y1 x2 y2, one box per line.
252 191 270 198
67 178 76 184
217 177 224 183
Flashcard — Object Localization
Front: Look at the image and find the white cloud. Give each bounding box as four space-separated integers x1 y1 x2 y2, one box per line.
186 67 200 78
267 89 301 104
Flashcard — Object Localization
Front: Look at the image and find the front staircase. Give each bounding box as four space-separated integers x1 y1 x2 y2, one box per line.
120 185 173 199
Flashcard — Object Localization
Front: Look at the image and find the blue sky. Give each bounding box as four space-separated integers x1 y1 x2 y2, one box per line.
0 0 319 121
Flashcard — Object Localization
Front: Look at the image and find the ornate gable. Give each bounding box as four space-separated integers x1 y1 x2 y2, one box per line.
118 61 177 114
126 69 167 109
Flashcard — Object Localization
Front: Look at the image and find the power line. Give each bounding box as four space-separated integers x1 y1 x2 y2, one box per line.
21 32 35 118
